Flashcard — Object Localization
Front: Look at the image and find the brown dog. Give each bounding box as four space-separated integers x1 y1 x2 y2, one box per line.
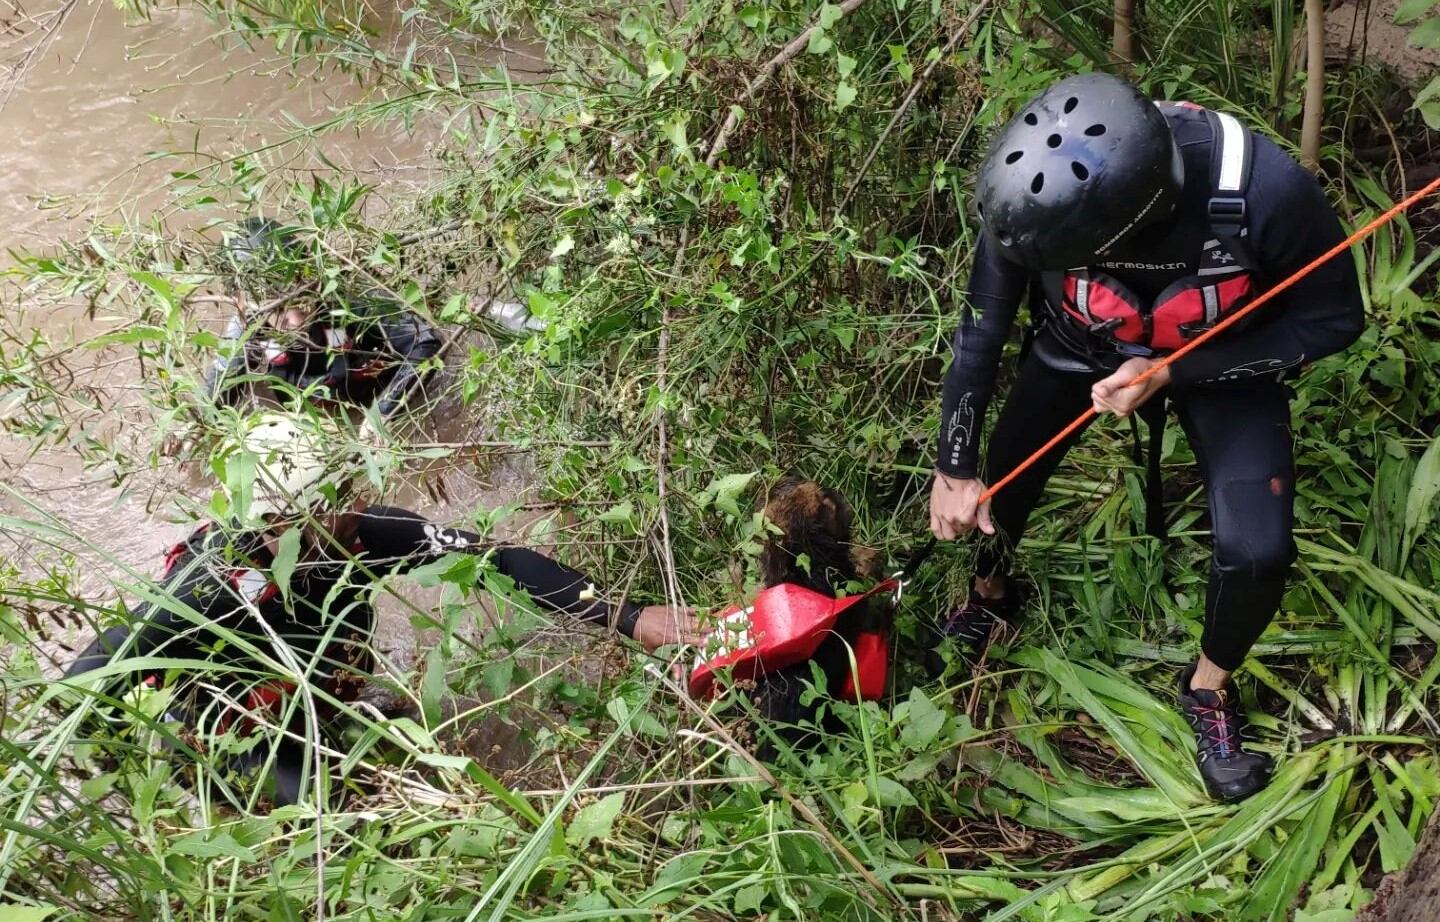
746 477 888 748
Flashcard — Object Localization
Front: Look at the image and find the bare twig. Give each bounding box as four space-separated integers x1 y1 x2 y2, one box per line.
837 0 992 213
703 0 873 168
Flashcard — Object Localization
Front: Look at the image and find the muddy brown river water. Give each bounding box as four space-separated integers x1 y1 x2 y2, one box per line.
0 2 545 697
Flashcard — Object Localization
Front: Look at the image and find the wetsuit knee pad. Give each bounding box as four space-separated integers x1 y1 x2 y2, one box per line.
1211 476 1297 578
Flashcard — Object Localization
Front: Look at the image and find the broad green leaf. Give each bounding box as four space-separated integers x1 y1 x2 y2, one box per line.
550 235 574 259
836 52 856 77
1396 0 1439 24
870 776 917 807
899 687 945 750
128 270 177 309
897 752 942 781
527 290 554 319
598 500 636 529
834 82 858 111
643 852 707 905
710 471 757 517
1412 73 1440 131
270 525 301 599
807 28 833 55
1409 16 1440 47
414 751 472 771
565 792 625 848
663 114 691 159
0 908 58 922
818 2 843 28
170 832 258 862
1403 433 1440 565
420 645 446 726
734 884 767 913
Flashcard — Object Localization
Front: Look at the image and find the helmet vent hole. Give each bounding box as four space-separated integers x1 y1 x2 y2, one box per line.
1071 161 1089 180
1005 150 1024 164
1046 133 1062 149
1064 97 1079 113
1024 112 1039 126
1030 173 1045 194
1085 123 1107 137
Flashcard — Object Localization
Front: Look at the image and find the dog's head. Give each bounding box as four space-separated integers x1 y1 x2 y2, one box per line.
758 477 855 595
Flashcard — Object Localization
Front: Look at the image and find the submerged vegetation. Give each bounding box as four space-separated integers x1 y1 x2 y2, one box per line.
2 0 1439 918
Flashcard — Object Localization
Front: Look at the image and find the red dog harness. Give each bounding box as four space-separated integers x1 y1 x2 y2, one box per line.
688 582 893 702
1048 104 1257 355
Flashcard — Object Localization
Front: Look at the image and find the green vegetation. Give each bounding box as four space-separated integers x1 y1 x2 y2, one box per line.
1 0 1438 918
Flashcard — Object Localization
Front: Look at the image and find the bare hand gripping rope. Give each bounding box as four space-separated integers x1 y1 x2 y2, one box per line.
977 176 1440 507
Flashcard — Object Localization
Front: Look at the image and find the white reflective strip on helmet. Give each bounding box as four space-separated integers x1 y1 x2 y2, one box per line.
1214 112 1245 193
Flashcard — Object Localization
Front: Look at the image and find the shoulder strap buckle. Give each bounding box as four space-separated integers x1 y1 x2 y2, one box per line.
1208 195 1248 238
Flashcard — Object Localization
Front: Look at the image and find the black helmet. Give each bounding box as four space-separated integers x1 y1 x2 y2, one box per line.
975 73 1183 271
220 216 303 296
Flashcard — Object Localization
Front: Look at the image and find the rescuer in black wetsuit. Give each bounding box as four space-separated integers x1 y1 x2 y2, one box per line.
66 414 697 805
199 218 442 423
927 74 1363 802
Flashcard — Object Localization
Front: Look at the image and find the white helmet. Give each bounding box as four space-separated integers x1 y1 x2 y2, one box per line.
224 413 347 521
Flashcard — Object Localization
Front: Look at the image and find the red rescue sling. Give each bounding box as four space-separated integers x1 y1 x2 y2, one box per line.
1051 104 1257 356
688 582 893 702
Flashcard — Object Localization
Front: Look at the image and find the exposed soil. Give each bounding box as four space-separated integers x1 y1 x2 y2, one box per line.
1326 0 1440 85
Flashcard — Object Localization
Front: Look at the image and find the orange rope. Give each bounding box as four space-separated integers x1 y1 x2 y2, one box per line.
977 174 1440 507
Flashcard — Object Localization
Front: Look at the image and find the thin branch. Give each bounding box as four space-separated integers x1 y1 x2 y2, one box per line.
703 0 873 168
837 0 992 214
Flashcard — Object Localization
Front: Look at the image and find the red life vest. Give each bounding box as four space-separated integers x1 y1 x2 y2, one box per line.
688 582 892 702
1049 104 1257 356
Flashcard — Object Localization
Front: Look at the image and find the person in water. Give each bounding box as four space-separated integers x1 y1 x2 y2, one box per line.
927 74 1363 802
66 412 699 805
199 218 442 424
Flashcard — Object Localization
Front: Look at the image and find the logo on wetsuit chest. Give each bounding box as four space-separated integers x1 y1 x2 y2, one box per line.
1096 260 1190 271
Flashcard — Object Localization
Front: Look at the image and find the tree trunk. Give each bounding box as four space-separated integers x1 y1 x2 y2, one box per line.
1355 813 1440 921
1112 0 1137 66
1299 0 1325 170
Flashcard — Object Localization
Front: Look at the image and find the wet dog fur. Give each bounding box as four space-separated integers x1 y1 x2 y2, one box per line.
747 476 887 751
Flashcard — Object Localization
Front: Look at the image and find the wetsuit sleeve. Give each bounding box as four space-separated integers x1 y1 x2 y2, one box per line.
936 233 1030 479
354 505 642 637
1168 139 1364 388
201 315 248 404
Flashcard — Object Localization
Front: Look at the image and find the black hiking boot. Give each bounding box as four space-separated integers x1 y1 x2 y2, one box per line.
924 586 1022 676
1178 666 1274 803
940 588 1021 646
